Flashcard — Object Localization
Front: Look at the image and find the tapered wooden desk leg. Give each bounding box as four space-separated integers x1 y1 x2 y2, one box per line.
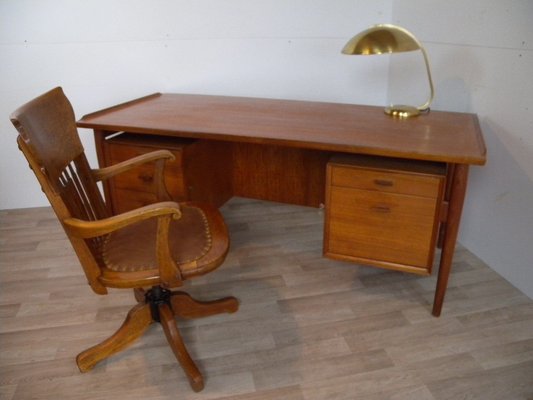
159 303 204 392
433 164 469 317
437 164 456 249
76 303 153 371
170 291 239 319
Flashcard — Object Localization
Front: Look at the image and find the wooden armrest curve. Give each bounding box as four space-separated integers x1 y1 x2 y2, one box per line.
63 201 181 238
92 149 175 181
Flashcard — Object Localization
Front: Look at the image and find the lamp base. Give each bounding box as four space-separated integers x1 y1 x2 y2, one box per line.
384 105 420 118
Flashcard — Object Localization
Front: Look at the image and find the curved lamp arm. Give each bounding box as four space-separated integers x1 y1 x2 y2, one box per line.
417 45 434 112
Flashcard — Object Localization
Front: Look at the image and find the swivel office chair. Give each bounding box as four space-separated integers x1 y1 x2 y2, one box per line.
10 87 239 392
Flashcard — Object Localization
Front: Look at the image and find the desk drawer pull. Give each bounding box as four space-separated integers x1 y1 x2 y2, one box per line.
374 179 394 187
371 204 391 213
138 174 154 183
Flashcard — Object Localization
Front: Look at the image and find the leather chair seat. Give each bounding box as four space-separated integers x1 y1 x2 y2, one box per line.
103 203 227 278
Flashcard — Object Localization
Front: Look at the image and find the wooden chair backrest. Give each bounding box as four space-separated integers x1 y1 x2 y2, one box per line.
10 87 109 294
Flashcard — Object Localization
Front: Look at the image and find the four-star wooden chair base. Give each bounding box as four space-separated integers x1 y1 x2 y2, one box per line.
76 286 239 392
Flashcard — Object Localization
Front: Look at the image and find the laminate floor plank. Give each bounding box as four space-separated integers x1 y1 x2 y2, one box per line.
1 198 532 399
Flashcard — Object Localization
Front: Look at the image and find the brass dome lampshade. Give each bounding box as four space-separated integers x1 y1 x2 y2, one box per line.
342 24 434 118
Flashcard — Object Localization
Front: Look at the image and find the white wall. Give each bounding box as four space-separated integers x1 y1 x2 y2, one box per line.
1 1 532 299
0 0 391 209
390 0 533 298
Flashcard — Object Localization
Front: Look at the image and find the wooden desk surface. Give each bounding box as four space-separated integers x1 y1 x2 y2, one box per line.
78 93 486 165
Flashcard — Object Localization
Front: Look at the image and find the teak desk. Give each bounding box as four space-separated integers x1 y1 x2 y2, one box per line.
78 93 486 316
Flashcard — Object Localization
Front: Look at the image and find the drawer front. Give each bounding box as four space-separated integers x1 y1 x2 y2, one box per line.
327 186 439 269
330 165 441 198
112 188 158 214
107 143 187 201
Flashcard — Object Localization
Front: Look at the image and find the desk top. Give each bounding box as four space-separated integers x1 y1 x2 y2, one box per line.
78 93 486 165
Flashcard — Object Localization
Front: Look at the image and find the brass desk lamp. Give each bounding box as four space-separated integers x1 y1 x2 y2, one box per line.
342 24 434 118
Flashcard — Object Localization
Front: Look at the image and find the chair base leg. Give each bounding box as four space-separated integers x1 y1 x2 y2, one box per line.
159 303 205 392
133 287 146 303
76 302 153 372
76 286 239 392
171 291 239 319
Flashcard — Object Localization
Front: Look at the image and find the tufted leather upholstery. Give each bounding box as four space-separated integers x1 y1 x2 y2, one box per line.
102 203 228 278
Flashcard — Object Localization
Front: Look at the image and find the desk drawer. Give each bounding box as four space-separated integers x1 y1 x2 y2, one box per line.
331 166 441 198
107 143 187 199
324 155 445 274
112 188 159 214
327 186 439 269
102 133 193 213
100 133 234 213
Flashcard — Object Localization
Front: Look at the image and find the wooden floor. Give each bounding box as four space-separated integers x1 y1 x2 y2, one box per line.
1 197 532 400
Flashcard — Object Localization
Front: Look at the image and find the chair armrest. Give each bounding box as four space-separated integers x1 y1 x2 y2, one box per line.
63 201 181 238
91 149 175 182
